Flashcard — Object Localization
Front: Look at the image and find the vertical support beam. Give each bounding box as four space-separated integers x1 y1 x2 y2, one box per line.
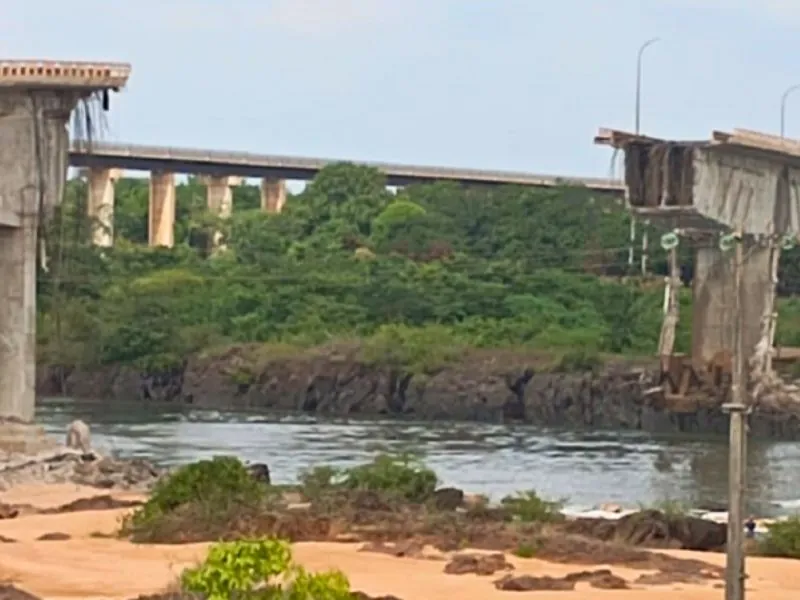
200 175 241 250
202 175 241 218
261 178 286 213
657 244 680 359
751 239 781 399
691 241 772 368
0 90 77 422
148 171 175 248
87 167 121 247
641 219 650 276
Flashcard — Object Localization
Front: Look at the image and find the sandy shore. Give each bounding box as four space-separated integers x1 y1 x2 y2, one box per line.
0 484 797 600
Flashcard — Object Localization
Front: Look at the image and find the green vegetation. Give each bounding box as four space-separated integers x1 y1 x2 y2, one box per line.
37 166 668 374
512 542 539 558
37 164 800 375
122 455 272 537
181 537 351 600
500 490 565 523
760 517 800 559
121 453 565 544
118 454 800 561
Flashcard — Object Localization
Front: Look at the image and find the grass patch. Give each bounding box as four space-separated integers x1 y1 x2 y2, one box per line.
759 516 800 559
299 453 438 504
501 490 565 523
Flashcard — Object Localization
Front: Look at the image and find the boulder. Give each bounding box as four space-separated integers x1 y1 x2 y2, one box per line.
566 509 726 551
247 463 271 485
431 487 464 510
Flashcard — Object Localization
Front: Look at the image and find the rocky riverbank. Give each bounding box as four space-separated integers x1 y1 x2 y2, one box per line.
36 345 800 439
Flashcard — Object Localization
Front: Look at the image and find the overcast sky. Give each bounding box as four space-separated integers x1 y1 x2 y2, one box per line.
2 0 798 179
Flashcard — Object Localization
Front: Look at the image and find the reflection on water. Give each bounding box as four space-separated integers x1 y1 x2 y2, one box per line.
35 397 800 517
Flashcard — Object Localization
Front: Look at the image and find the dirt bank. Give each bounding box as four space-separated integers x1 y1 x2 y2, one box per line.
0 484 798 600
36 345 800 439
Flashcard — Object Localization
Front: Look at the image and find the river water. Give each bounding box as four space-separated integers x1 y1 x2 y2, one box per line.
35 397 800 518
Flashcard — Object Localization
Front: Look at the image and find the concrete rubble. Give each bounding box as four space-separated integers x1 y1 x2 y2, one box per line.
0 419 162 492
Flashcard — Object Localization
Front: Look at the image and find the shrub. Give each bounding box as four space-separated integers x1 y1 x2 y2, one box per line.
298 454 438 504
512 542 539 558
340 454 438 503
760 516 800 558
299 465 341 499
500 490 564 523
124 456 267 532
181 537 351 600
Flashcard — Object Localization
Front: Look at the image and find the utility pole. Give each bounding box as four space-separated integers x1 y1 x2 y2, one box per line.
723 231 747 600
631 37 660 274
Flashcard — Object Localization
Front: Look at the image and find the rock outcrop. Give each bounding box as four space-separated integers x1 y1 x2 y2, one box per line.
564 509 727 552
36 346 800 439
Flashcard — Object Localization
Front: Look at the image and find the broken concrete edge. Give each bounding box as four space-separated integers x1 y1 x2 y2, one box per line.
0 60 130 91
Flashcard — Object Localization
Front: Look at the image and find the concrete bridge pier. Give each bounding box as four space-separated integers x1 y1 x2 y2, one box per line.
148 171 175 247
0 91 82 423
202 175 241 218
0 60 130 426
261 178 286 213
201 175 241 249
692 241 775 365
87 167 121 247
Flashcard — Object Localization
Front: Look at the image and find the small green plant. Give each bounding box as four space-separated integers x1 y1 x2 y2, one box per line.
182 538 291 599
760 516 800 558
501 490 564 523
181 537 352 600
512 541 539 558
285 566 351 600
124 455 267 532
340 453 438 503
299 465 341 499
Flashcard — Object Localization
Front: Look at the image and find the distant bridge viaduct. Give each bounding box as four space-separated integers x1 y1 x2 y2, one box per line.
68 141 626 247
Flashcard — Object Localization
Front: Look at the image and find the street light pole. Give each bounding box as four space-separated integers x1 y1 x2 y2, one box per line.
632 37 660 274
635 38 660 135
780 84 800 138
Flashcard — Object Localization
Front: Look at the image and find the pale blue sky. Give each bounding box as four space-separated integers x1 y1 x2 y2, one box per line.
3 0 799 179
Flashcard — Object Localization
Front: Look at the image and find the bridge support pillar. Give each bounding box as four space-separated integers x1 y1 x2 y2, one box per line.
691 241 775 366
148 171 175 248
201 175 241 218
261 178 286 213
0 89 81 422
87 167 121 247
200 175 241 249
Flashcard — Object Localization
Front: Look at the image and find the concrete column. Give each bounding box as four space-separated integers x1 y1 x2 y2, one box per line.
261 178 286 213
148 171 175 248
201 175 242 218
0 90 78 422
87 167 121 247
691 241 773 366
201 175 242 250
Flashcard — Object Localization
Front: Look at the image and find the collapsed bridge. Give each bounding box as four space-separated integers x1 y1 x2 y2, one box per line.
595 127 800 409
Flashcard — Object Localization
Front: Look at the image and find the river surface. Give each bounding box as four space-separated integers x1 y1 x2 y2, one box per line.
35 397 800 517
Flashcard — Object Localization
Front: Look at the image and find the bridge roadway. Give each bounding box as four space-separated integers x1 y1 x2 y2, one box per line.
68 141 625 193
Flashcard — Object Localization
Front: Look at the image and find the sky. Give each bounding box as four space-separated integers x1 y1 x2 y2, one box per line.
2 0 800 180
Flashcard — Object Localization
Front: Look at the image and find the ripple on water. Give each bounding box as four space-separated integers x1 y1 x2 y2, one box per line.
32 398 800 517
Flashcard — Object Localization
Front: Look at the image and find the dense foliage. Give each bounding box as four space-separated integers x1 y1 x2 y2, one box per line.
181 537 352 600
35 164 800 372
